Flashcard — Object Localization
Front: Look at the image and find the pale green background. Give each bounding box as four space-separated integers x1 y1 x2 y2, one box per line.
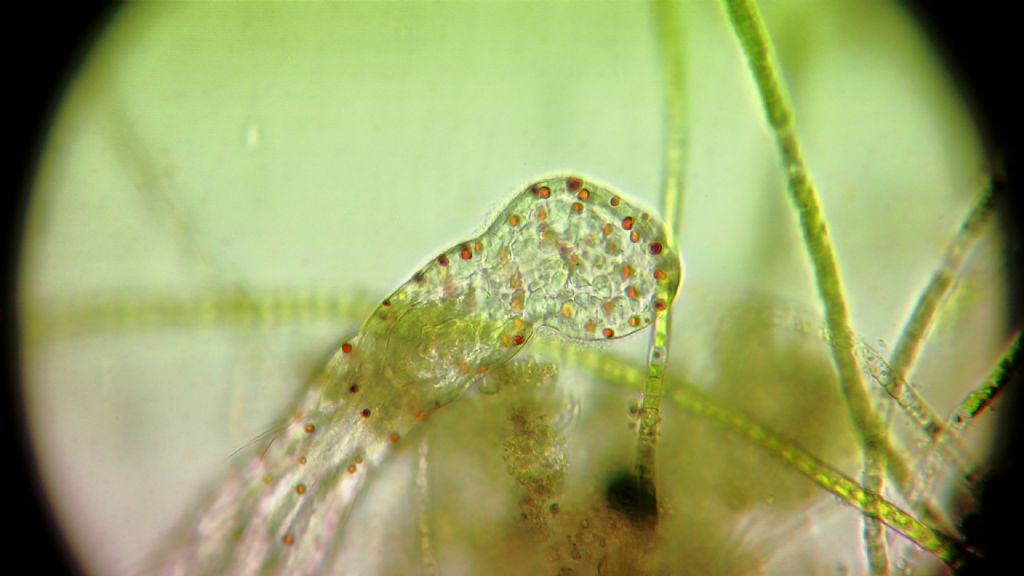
21 1 1004 575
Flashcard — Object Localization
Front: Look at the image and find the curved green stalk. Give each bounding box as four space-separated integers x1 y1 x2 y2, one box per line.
22 289 379 345
718 1 911 571
865 178 995 554
416 436 438 576
912 331 1020 502
866 178 996 459
632 0 689 515
953 332 1020 419
718 0 877 455
717 0 879 455
881 179 995 411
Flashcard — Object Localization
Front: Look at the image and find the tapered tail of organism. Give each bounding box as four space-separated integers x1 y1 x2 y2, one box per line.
153 175 682 575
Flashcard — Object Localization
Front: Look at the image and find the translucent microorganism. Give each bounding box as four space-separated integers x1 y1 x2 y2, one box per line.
153 176 680 575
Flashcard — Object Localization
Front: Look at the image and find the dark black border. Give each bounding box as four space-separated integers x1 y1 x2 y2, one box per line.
6 4 116 575
903 3 1022 573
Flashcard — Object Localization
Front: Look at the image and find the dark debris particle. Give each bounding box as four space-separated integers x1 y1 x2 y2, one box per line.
604 469 658 524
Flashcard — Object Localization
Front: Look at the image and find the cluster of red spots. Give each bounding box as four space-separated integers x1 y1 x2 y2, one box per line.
629 230 640 243
512 334 525 346
360 408 371 418
388 432 401 444
649 241 663 255
601 223 612 236
625 285 638 299
610 196 621 207
628 315 641 327
437 254 449 266
602 327 615 339
381 298 391 307
567 177 583 191
654 269 667 281
282 533 294 546
577 188 590 201
295 483 307 495
459 245 473 260
341 342 353 354
304 423 316 434
348 384 359 394
654 299 667 312
535 186 551 199
571 201 584 213
621 216 634 230
537 208 548 222
621 265 632 279
508 214 520 226
346 464 358 474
